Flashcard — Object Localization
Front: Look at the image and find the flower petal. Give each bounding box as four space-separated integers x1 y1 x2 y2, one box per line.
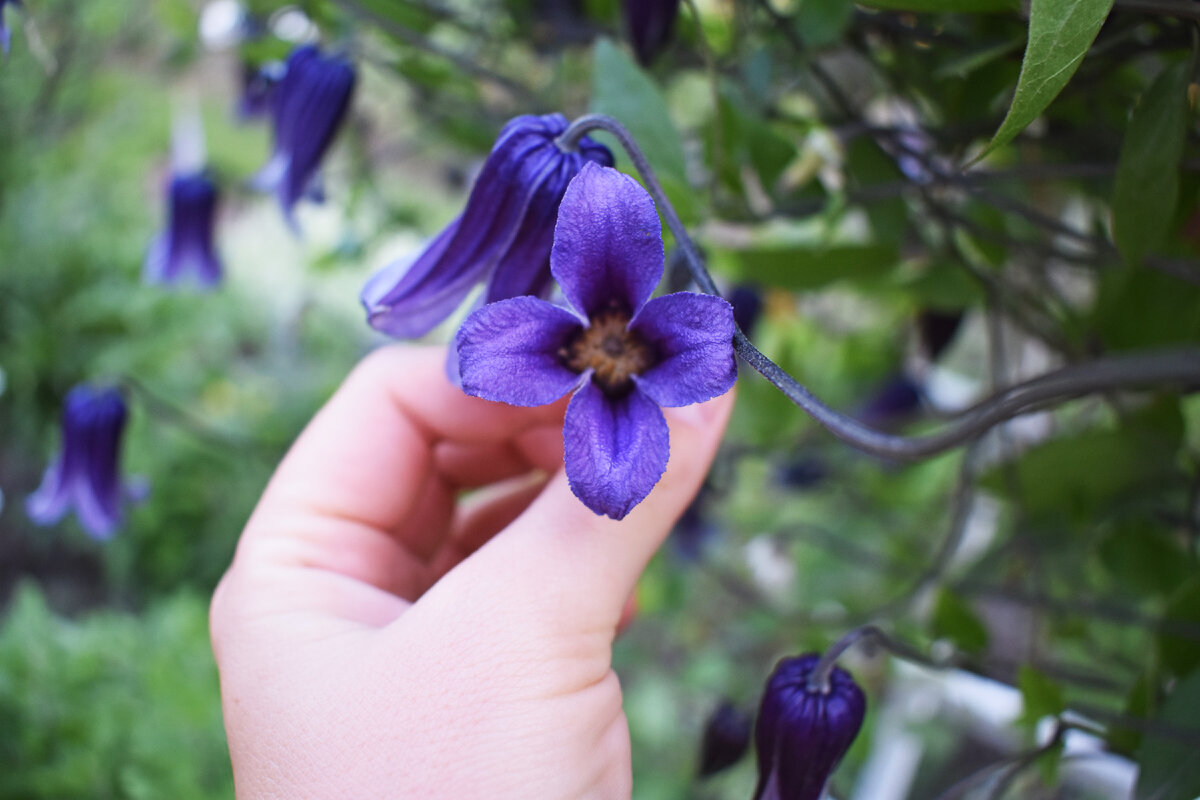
631 292 736 407
563 382 669 519
25 461 70 527
551 162 664 319
457 296 585 407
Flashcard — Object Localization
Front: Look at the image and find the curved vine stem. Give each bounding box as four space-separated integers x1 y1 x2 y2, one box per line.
559 113 1200 461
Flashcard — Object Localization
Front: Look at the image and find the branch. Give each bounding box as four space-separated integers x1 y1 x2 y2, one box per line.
560 114 1200 461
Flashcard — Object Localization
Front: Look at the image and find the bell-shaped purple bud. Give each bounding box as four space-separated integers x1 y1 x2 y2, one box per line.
699 700 752 778
753 653 866 800
361 113 613 340
856 373 923 430
729 284 764 337
252 45 356 228
26 386 133 541
776 454 828 491
1 0 22 56
916 309 965 362
623 0 680 67
144 170 223 288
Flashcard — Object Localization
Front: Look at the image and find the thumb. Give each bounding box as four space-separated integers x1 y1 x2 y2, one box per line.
473 388 735 629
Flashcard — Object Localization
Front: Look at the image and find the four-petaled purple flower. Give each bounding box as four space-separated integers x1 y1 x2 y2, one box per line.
1 0 21 56
144 170 223 288
623 0 680 67
753 653 866 800
457 163 736 519
361 113 614 340
26 385 133 540
252 44 356 228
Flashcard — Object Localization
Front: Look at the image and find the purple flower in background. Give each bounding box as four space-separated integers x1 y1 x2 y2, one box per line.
144 170 223 288
917 308 965 362
362 113 613 340
624 0 680 67
856 373 923 430
26 385 133 540
699 700 752 778
753 654 866 800
1 0 21 56
457 163 736 519
252 45 356 227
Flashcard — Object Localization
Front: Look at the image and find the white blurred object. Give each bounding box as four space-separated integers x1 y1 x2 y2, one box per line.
270 7 317 43
744 536 796 596
199 0 246 51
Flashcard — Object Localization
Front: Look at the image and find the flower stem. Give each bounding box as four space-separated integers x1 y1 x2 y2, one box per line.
806 625 952 693
559 113 1200 461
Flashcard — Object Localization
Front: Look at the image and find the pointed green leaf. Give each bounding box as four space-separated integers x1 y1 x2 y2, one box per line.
980 0 1113 157
1134 670 1200 800
590 38 696 223
1018 666 1066 727
932 590 989 655
1113 63 1192 265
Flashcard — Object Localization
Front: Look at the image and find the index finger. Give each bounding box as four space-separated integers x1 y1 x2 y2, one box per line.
244 344 567 558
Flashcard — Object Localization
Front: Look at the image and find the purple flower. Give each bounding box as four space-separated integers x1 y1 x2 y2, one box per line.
1 0 21 56
457 163 736 519
624 0 680 67
856 373 923 430
252 45 356 227
26 385 133 540
236 60 284 122
753 654 866 800
699 700 752 778
362 113 613 340
144 170 223 288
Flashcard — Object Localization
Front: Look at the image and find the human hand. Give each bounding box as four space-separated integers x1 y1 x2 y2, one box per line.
210 345 735 799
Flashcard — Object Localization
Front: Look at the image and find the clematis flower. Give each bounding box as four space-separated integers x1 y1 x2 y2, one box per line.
252 44 356 227
26 385 133 540
623 0 680 67
1 0 21 56
698 700 752 778
753 653 866 800
144 170 223 288
457 163 736 519
362 113 613 340
236 60 285 122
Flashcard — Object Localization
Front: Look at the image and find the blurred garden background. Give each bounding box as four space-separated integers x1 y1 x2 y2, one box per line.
1 0 1199 797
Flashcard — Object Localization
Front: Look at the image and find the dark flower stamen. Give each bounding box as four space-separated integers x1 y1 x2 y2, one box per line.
561 307 655 396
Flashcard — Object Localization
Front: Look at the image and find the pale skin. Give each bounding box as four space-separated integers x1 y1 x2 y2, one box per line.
210 345 735 799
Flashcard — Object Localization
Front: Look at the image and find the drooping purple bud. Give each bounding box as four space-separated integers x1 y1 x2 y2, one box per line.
26 385 133 540
623 0 680 67
776 455 828 491
698 700 752 778
753 654 866 800
671 490 716 561
144 170 223 288
361 113 613 340
1 0 22 56
729 284 764 337
252 45 356 228
916 309 965 362
855 373 922 430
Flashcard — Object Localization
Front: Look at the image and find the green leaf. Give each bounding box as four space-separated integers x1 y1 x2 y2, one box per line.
714 244 900 290
932 590 989 655
590 38 696 224
794 0 855 48
1098 523 1194 598
980 0 1114 157
1134 669 1200 800
1160 578 1200 679
1113 63 1192 265
857 0 1017 11
1018 666 1066 727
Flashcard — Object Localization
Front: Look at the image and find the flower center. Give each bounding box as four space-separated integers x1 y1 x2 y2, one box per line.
561 307 656 396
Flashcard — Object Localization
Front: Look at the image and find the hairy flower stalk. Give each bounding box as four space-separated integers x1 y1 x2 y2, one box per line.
362 113 613 340
144 170 223 287
457 163 735 519
26 385 134 540
252 45 356 228
753 654 866 800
